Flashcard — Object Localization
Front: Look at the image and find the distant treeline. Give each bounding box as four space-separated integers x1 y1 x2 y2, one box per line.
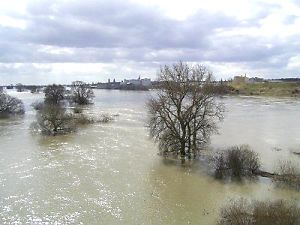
271 78 300 82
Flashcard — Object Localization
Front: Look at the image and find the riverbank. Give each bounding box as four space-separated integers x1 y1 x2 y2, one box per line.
228 82 300 97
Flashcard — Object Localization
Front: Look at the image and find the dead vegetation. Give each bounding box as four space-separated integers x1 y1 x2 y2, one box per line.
217 198 300 225
274 160 300 189
213 145 261 179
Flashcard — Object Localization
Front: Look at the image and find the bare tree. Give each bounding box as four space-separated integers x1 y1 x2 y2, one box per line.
36 104 75 135
70 81 94 105
28 85 39 93
16 83 24 92
148 62 223 160
44 84 66 104
0 92 25 117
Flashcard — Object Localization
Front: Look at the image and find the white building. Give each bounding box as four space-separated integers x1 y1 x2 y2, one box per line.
122 76 151 87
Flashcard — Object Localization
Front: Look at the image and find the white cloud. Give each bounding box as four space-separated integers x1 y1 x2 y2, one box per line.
0 15 27 29
287 56 300 70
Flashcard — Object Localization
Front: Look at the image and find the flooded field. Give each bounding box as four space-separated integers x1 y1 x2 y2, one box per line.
0 90 299 224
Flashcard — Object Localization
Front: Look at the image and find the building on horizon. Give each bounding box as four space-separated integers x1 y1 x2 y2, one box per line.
121 76 151 87
95 76 151 90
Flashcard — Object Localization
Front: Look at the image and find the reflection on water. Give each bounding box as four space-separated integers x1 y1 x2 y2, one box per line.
0 90 299 224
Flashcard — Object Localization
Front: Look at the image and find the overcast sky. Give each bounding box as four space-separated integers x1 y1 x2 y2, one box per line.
0 0 300 84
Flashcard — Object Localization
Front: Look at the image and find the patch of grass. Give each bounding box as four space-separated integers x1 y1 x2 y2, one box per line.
229 82 300 97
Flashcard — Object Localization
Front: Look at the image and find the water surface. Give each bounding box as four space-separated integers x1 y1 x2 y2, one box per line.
0 90 299 224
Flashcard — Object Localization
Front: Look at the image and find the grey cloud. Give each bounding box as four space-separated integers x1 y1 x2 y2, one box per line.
0 0 299 84
20 0 242 49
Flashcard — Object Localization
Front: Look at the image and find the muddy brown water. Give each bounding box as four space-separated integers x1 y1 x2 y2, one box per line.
0 90 299 224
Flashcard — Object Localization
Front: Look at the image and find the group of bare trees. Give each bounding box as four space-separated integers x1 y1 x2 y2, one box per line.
148 62 223 160
43 81 94 105
33 81 95 135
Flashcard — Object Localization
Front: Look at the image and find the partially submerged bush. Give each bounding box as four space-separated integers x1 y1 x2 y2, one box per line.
0 92 25 118
74 113 94 125
218 198 300 225
74 113 113 125
31 101 45 111
218 198 252 225
73 106 83 114
35 104 76 135
70 81 94 105
213 145 261 179
99 114 113 123
33 104 113 135
275 160 300 189
16 83 24 92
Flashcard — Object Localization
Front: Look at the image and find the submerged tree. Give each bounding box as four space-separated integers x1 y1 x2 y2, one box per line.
44 84 66 105
28 85 39 93
16 83 24 92
35 104 75 135
148 62 223 160
70 81 94 105
0 92 25 118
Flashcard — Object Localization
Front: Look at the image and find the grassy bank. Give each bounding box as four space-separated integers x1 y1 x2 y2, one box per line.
228 82 300 97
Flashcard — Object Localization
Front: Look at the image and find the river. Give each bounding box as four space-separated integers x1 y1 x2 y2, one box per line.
0 89 299 224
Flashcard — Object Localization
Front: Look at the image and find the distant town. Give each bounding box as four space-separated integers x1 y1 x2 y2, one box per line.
90 76 152 90
1 75 300 93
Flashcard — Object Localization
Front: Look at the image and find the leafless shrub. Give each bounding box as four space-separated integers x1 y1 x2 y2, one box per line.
275 160 300 188
213 145 261 179
218 199 300 225
74 113 113 125
74 114 94 125
70 81 94 105
31 101 45 111
99 114 113 123
218 199 253 225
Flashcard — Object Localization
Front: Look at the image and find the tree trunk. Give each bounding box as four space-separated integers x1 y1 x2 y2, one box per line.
180 140 186 163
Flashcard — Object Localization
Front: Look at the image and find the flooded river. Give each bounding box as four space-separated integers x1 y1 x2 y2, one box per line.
0 90 299 224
